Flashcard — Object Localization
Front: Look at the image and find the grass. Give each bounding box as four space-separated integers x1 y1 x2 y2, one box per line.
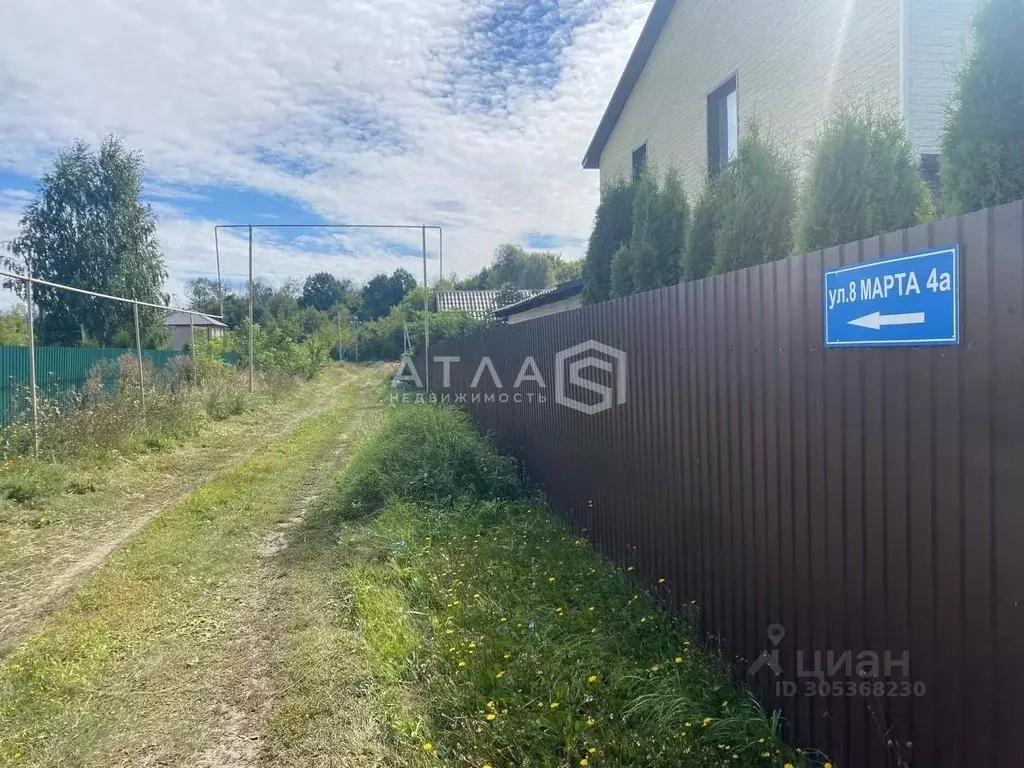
318 404 812 768
0 368 373 766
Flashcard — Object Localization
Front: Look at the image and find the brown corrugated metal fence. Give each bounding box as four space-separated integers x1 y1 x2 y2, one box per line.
429 201 1024 766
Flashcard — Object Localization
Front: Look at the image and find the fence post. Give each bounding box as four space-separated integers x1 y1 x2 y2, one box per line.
134 301 145 415
421 224 430 393
337 311 343 365
248 224 254 394
189 312 196 387
24 280 38 457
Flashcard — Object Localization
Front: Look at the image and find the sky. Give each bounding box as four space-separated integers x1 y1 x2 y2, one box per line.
0 0 652 304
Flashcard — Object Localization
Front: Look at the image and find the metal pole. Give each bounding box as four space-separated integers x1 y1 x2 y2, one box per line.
422 224 429 394
134 301 145 415
354 320 359 363
248 224 254 394
337 312 343 365
439 227 443 281
25 279 38 457
214 226 224 318
190 312 197 386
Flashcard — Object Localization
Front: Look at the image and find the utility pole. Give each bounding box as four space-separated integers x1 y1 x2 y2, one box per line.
421 224 429 393
247 224 254 393
337 311 344 365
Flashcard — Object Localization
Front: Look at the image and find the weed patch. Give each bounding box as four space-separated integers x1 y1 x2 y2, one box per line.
330 404 809 768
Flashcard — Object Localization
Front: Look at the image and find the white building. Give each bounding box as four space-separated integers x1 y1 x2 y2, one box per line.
583 0 976 196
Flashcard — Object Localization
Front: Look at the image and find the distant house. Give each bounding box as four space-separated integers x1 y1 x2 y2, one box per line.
583 0 974 196
493 279 584 325
162 311 228 351
434 290 543 321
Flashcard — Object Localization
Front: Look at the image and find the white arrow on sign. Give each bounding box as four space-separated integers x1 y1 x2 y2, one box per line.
847 311 926 330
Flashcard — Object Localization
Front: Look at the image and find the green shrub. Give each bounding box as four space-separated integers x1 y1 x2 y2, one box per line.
682 182 718 281
609 244 636 298
941 0 1024 214
799 106 933 250
583 180 636 304
323 405 522 520
712 123 797 274
629 170 688 291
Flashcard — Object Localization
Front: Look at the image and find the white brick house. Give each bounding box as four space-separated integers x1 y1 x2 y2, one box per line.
584 0 976 196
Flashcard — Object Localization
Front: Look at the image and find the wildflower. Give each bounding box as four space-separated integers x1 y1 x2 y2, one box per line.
762 753 771 759
587 718 596 727
548 577 556 583
627 566 635 572
784 764 795 768
422 743 433 752
483 764 493 768
702 717 712 727
658 578 666 583
468 643 476 649
674 657 683 664
458 661 467 668
649 665 659 672
473 593 481 599
580 760 589 767
503 653 512 660
496 671 505 678
588 747 598 755
824 764 834 768
683 641 690 646
591 627 597 633
588 606 595 611
485 713 497 721
684 722 691 728
550 701 560 709
587 675 599 684
500 617 507 623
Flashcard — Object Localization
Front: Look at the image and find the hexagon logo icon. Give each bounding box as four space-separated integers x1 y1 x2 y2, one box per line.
554 340 627 415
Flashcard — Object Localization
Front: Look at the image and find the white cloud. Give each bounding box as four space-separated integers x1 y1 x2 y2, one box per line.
0 0 652 289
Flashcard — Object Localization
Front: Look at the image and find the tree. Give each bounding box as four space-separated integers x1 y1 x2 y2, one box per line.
583 180 635 304
4 136 167 345
487 244 553 289
609 245 636 298
0 306 27 346
360 268 417 320
683 183 718 281
941 0 1024 214
799 106 932 251
300 271 349 311
711 123 797 274
494 283 527 308
550 257 584 284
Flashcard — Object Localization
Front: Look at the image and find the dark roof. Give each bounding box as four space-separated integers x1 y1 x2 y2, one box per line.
493 279 584 318
582 0 677 170
162 311 228 328
434 290 543 320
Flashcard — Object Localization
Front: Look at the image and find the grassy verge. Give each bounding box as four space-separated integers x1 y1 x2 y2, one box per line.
0 368 370 766
320 405 809 768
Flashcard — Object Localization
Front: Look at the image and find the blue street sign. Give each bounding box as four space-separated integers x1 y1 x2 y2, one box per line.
824 246 959 348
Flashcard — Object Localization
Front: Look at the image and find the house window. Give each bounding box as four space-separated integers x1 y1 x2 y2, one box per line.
632 142 647 182
707 75 738 175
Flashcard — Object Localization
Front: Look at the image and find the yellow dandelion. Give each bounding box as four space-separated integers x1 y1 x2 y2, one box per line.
473 593 481 599
580 760 589 767
500 617 508 623
824 764 834 768
422 743 433 752
496 671 505 678
548 577 556 583
458 661 467 668
587 718 596 726
684 722 692 728
485 713 497 721
550 701 560 709
483 764 493 768
649 665 659 672
658 578 666 583
784 764 795 768
588 747 598 755
587 674 599 684
702 717 712 727
674 657 683 663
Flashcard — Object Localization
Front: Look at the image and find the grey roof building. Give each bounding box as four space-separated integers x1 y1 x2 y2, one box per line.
162 311 228 351
434 290 543 320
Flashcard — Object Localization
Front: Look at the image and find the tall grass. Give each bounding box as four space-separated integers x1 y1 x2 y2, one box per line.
322 403 814 767
325 405 523 520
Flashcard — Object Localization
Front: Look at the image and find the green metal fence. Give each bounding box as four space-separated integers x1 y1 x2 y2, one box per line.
0 345 186 427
